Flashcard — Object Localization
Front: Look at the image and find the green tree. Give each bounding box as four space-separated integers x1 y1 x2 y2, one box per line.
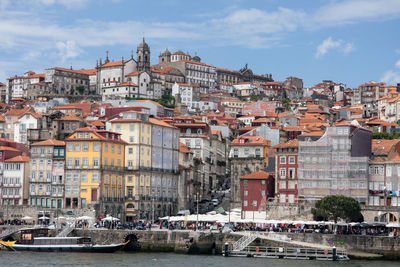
281 98 290 110
311 195 362 223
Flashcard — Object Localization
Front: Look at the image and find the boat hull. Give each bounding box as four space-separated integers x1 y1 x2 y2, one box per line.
4 243 124 253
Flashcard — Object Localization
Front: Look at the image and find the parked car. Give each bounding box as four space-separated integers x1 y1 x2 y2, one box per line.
211 199 219 206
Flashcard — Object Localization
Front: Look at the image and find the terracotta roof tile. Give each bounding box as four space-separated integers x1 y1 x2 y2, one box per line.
31 140 65 146
240 171 270 180
5 155 29 162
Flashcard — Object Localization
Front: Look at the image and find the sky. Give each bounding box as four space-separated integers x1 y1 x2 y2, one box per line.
1 0 400 88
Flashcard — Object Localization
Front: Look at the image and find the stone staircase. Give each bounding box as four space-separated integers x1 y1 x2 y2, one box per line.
0 228 20 240
232 232 258 251
56 225 75 237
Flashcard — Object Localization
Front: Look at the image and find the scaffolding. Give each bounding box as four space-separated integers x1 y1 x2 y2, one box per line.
298 126 369 203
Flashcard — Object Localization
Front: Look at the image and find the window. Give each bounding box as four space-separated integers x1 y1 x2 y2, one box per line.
252 200 257 207
128 176 133 183
67 158 73 168
280 156 286 164
111 145 115 154
66 174 72 182
47 159 52 166
81 174 87 182
74 143 80 152
105 144 108 152
118 146 121 154
93 143 100 152
244 200 248 207
82 143 89 152
128 148 133 154
116 125 121 132
261 190 266 196
73 174 79 182
130 124 135 132
82 157 88 168
289 156 295 164
91 174 98 183
244 190 248 196
280 168 286 178
243 180 248 186
93 158 99 168
129 136 134 143
279 182 286 189
74 158 80 168
387 166 392 176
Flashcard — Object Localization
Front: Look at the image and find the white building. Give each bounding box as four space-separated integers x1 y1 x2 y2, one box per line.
96 58 137 94
1 155 30 205
14 112 41 145
6 71 45 100
172 83 200 112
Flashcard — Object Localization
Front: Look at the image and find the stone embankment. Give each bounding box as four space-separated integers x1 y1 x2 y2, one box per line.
1 226 399 259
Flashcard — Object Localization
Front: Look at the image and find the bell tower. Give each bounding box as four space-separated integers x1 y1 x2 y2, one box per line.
136 37 150 72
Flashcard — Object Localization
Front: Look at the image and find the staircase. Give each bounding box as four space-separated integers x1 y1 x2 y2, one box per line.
232 232 258 251
0 228 19 240
57 225 75 237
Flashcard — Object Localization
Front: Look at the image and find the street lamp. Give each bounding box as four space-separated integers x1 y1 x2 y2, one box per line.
195 192 199 231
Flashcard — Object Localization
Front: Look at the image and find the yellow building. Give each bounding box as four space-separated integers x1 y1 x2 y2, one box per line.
65 127 126 218
110 111 180 221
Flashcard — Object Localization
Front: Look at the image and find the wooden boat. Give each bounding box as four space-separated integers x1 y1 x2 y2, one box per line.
0 228 129 253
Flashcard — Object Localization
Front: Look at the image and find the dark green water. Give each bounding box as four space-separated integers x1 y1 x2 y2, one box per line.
0 251 396 266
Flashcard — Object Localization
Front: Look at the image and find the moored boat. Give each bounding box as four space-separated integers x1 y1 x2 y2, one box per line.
0 227 128 253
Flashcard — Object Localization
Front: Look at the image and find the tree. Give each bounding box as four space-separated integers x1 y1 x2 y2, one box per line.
311 195 362 223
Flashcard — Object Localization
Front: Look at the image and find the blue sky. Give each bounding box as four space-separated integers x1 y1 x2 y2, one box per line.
1 0 400 88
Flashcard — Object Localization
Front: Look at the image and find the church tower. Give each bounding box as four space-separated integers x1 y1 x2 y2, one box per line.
136 37 150 72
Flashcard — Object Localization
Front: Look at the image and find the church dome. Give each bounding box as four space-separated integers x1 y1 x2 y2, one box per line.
192 55 201 62
161 48 171 56
138 37 149 50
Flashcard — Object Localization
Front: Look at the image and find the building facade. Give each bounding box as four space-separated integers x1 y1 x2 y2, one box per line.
29 140 65 209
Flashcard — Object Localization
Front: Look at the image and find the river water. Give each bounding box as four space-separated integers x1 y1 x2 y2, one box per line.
0 251 397 267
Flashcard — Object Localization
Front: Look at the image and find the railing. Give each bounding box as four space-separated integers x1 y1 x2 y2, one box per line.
232 232 258 251
57 225 75 237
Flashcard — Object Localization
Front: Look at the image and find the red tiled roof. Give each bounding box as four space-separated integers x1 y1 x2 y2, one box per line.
126 71 144 76
273 139 298 149
176 83 200 87
240 171 269 180
101 60 128 68
179 142 191 153
5 107 30 116
118 82 137 87
77 69 96 75
66 127 128 144
48 67 89 75
0 146 19 152
31 140 65 146
232 136 266 146
5 156 29 162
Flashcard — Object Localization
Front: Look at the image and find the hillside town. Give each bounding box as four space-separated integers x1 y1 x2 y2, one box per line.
1 38 400 226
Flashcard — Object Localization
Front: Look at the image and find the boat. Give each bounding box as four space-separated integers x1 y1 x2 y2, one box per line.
0 228 129 253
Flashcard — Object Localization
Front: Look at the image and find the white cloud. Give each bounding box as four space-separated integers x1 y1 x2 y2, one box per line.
343 43 355 54
315 37 354 58
381 70 400 85
396 59 400 69
311 0 400 28
56 40 83 62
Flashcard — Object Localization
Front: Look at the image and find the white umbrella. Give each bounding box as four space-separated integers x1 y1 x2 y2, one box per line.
102 216 119 222
39 216 49 220
77 216 92 220
21 216 33 220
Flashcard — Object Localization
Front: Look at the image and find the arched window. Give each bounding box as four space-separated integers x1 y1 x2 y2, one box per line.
126 203 134 209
